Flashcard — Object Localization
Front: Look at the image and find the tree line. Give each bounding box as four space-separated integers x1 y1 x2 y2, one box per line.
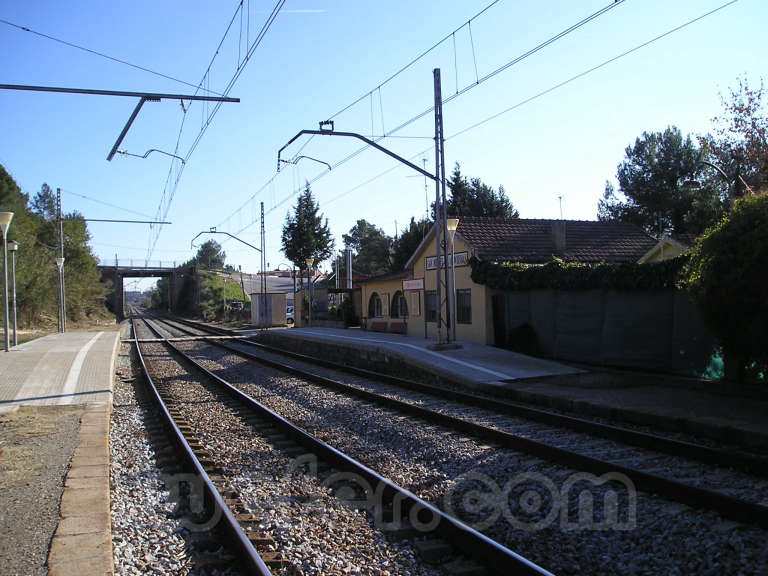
150 239 248 320
598 77 767 236
0 168 108 328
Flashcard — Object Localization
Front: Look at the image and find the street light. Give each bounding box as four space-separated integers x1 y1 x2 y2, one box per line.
277 263 297 296
446 218 459 344
685 160 755 209
8 241 18 347
0 211 14 352
56 256 66 333
306 258 314 328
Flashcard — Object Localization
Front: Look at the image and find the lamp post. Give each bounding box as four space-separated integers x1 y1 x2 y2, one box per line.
446 218 459 344
0 211 14 352
56 256 65 333
8 240 18 347
276 263 297 297
305 258 314 328
686 160 755 210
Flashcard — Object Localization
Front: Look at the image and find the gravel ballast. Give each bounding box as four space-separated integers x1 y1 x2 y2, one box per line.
170 336 768 576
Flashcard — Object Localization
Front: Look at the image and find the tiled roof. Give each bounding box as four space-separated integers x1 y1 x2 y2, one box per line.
456 217 657 264
358 269 411 284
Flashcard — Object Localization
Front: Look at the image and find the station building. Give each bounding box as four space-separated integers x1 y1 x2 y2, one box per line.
360 217 660 346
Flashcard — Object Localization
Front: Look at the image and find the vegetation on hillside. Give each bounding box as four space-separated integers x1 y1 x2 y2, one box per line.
0 166 108 328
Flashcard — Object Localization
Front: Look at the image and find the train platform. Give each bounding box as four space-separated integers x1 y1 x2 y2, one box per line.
259 327 768 450
0 330 119 575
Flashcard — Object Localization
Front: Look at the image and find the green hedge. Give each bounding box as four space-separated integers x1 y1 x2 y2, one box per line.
470 256 688 291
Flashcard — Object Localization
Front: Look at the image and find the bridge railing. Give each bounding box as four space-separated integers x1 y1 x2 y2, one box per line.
99 258 178 269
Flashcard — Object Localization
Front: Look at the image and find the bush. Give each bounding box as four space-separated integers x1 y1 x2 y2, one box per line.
470 256 686 292
681 193 768 382
342 296 358 327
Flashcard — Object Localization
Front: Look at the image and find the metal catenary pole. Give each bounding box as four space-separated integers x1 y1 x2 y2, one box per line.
57 188 66 332
435 68 452 345
260 202 267 328
433 69 444 345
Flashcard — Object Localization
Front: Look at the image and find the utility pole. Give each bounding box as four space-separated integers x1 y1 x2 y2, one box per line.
57 188 66 332
239 265 247 302
260 202 267 328
433 68 452 346
276 69 458 348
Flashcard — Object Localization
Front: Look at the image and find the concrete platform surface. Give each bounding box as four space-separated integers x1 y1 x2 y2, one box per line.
0 330 117 574
263 327 768 449
260 327 583 382
0 331 120 408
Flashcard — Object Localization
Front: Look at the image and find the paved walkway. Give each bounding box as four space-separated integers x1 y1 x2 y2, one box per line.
0 330 118 575
266 327 768 449
0 331 119 409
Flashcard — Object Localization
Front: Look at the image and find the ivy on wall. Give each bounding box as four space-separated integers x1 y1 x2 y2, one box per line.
470 256 688 291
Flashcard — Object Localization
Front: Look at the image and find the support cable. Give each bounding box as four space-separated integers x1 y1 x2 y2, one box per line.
221 0 733 237
0 18 221 95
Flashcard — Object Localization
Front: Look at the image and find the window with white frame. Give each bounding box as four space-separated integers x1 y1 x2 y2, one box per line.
391 291 408 318
368 292 383 317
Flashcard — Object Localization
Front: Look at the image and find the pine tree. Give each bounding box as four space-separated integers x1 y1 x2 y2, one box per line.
281 183 334 273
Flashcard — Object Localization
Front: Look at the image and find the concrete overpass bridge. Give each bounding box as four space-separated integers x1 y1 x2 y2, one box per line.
98 260 196 320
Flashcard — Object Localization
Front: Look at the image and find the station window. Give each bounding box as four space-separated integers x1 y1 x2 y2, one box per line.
456 289 472 324
391 291 408 318
425 290 436 323
368 292 383 317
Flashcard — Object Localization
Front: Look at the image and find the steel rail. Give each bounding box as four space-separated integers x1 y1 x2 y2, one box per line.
131 318 272 576
139 316 554 576
157 316 768 529
168 316 768 475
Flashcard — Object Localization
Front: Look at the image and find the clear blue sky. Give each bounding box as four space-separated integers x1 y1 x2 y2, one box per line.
1 0 765 288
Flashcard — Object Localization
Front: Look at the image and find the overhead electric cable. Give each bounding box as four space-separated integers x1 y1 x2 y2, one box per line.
61 188 155 219
222 0 624 231
289 0 502 160
446 0 739 142
0 17 221 95
234 0 738 237
146 0 285 259
279 0 626 202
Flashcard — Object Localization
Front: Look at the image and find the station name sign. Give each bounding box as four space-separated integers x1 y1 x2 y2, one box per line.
425 251 468 270
402 278 424 291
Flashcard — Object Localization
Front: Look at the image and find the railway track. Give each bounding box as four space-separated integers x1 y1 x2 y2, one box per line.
131 317 274 575
129 313 554 576
126 312 768 575
164 316 768 468
151 315 768 522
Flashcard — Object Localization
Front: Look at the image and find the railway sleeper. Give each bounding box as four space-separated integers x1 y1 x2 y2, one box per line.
413 537 454 564
443 557 489 576
260 550 289 568
245 531 276 548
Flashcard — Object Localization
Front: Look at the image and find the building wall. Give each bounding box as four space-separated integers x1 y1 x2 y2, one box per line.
357 233 493 343
640 240 688 263
496 289 716 375
361 277 411 331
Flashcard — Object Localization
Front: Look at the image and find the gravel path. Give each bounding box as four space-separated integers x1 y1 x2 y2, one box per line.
0 404 83 576
170 337 768 576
